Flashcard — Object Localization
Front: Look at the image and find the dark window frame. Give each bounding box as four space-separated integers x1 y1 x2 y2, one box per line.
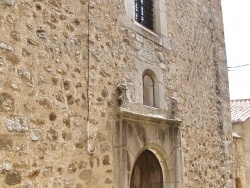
135 0 154 30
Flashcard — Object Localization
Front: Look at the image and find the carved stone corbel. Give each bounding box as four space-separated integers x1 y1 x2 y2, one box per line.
171 97 178 119
117 84 128 107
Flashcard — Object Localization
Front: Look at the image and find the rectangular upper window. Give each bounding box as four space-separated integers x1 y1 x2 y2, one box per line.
135 0 154 30
124 0 171 49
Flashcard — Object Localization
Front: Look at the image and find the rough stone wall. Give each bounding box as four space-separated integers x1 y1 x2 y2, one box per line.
0 0 114 187
0 0 233 188
165 0 233 187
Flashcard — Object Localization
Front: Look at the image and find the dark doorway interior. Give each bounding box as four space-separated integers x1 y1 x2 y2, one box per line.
236 177 242 188
130 150 163 188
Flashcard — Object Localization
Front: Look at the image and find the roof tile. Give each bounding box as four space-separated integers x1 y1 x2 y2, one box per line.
231 99 250 123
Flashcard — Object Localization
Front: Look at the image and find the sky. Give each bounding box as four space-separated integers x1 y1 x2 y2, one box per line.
221 0 250 100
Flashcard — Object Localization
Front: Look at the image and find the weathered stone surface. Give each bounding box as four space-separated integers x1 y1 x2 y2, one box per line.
30 118 45 125
24 103 33 111
17 68 32 82
37 143 48 152
136 34 143 43
64 179 73 188
91 50 101 62
43 166 53 176
27 39 38 46
55 92 64 102
39 97 53 109
63 81 70 90
156 52 165 62
78 170 92 180
160 63 166 70
62 131 72 140
37 75 46 85
5 171 21 185
67 162 77 173
5 52 20 64
103 155 110 165
100 143 110 153
131 40 142 51
13 159 29 169
73 119 80 127
66 94 74 105
52 76 59 85
0 160 11 170
29 128 41 141
49 112 57 121
28 169 40 178
47 128 58 141
101 87 109 98
22 48 31 57
76 131 87 141
6 116 29 132
0 0 232 187
0 134 13 150
0 42 13 51
36 28 46 39
75 183 83 188
10 30 20 41
0 93 14 112
105 178 112 184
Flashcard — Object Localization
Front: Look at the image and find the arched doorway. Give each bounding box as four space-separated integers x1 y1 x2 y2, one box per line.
236 177 242 188
130 150 163 188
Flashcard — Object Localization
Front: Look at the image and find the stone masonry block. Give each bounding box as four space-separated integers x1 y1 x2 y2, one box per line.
0 93 14 112
6 116 29 132
29 128 41 141
0 41 13 51
5 171 21 185
0 134 13 150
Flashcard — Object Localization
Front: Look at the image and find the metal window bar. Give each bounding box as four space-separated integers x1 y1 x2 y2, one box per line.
135 0 154 30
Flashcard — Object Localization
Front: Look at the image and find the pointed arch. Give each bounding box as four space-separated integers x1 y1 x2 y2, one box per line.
130 150 163 188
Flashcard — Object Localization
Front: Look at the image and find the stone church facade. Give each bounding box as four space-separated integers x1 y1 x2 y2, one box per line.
0 0 234 187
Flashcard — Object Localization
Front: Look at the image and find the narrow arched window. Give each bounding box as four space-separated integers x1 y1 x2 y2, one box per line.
143 74 155 107
135 0 154 30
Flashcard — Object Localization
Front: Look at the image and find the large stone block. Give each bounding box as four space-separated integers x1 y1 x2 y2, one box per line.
39 97 53 109
5 171 21 185
29 128 42 141
78 170 92 180
0 42 13 51
6 116 29 132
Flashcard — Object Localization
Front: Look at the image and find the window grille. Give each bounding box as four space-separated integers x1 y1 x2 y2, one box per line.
135 0 154 30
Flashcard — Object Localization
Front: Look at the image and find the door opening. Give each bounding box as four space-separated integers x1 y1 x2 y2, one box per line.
130 150 163 188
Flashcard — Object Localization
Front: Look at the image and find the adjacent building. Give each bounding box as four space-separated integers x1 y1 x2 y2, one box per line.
231 99 250 188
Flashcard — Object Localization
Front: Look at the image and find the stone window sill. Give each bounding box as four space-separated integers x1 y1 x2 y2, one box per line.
117 101 182 127
133 21 162 45
118 107 182 127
